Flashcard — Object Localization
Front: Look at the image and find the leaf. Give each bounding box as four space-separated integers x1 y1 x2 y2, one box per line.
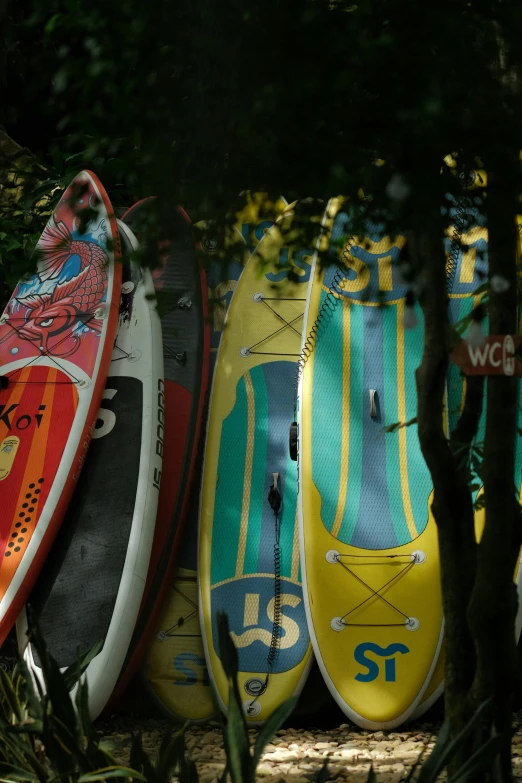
129 732 157 783
366 763 377 783
217 612 239 681
0 665 23 723
447 735 507 783
155 725 191 783
415 720 450 783
0 762 39 782
224 680 252 783
78 767 147 782
44 13 62 34
253 697 298 764
24 606 78 733
64 639 103 691
313 760 330 783
417 700 491 783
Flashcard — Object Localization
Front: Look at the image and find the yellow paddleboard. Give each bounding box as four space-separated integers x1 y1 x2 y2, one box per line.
199 205 314 723
299 198 443 729
143 194 287 722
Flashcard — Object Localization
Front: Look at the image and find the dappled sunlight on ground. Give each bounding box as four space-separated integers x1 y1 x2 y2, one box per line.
98 713 522 782
100 717 440 782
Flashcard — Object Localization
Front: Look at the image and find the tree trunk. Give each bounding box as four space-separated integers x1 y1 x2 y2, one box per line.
412 218 479 747
467 149 522 782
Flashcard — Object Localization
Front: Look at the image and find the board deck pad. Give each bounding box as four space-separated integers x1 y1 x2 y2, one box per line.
0 170 121 644
19 223 163 719
200 206 313 723
112 199 210 698
29 373 142 668
299 199 443 729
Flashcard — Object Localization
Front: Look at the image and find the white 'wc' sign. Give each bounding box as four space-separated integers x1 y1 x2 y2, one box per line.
452 335 522 376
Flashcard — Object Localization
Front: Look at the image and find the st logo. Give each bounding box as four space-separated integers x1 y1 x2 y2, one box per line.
173 653 210 687
265 248 312 284
354 642 410 683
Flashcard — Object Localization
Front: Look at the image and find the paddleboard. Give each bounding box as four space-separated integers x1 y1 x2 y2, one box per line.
298 198 443 729
109 198 210 699
17 221 163 718
143 195 289 722
0 171 121 645
199 204 313 724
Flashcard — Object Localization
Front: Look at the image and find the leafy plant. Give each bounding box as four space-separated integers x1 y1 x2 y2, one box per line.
0 610 143 783
0 610 509 783
216 611 298 783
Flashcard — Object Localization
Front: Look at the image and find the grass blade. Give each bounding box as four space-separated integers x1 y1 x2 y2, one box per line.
252 697 298 765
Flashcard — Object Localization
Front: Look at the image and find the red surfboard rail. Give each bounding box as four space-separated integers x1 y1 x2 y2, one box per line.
0 170 121 644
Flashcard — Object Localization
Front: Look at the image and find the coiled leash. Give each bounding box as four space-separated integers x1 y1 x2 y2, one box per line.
245 472 282 712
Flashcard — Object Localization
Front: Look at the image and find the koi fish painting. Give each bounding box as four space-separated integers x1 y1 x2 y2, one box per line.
0 170 121 645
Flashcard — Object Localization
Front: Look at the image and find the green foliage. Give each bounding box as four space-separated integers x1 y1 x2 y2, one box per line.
0 613 143 783
0 610 510 783
416 700 510 783
216 611 298 783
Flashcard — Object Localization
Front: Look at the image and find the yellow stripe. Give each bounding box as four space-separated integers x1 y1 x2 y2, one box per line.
235 372 255 577
331 300 351 538
322 286 406 306
212 572 301 590
396 301 417 540
291 505 300 582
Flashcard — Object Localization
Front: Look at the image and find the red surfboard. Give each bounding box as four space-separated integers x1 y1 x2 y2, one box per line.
0 170 121 644
108 198 210 701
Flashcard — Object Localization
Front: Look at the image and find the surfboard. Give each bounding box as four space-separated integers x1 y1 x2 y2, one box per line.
411 194 522 719
143 481 215 723
17 221 163 718
0 171 121 645
199 204 313 724
298 198 443 729
143 194 289 722
108 198 210 700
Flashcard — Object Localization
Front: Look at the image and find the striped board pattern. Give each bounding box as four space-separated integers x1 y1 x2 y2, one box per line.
0 171 121 644
17 222 163 719
299 198 443 729
199 204 313 723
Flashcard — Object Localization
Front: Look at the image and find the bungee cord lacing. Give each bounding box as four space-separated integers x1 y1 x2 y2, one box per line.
328 551 418 629
243 310 304 357
160 584 199 637
258 296 305 338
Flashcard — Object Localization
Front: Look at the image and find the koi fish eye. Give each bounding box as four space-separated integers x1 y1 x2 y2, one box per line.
37 317 54 328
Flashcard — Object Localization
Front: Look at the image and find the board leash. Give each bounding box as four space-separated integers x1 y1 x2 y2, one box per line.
245 472 282 713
